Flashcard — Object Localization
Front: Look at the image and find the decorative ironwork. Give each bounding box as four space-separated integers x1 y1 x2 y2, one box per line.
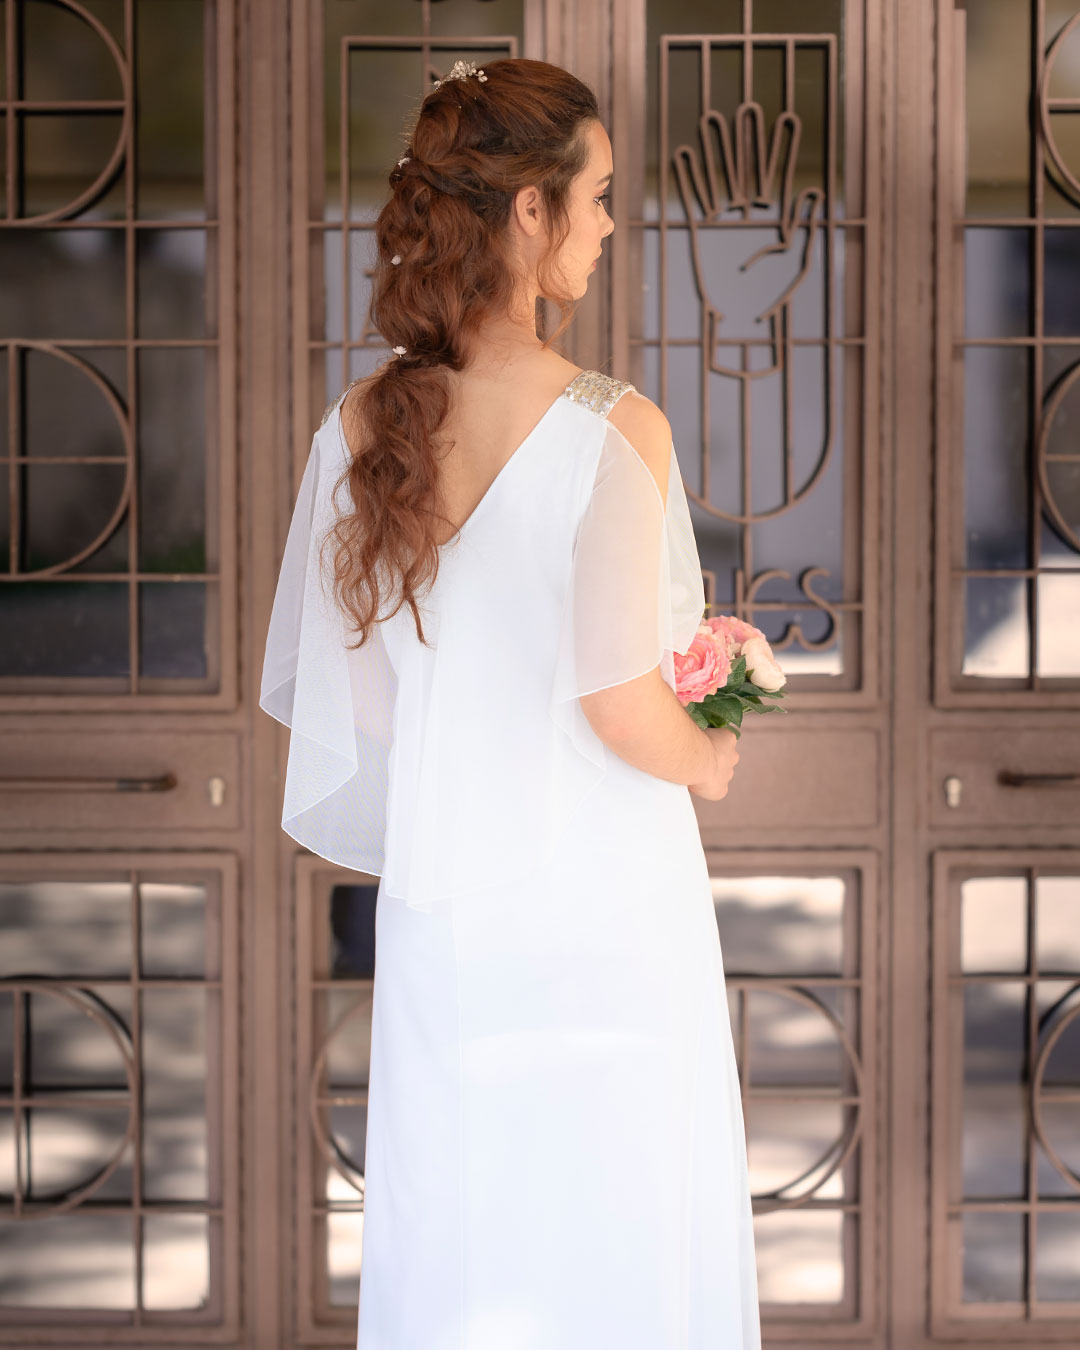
644 14 869 682
933 856 1080 1325
943 0 1080 698
1031 995 1080 1194
307 989 372 1198
731 978 864 1209
0 860 239 1328
706 855 875 1323
0 981 137 1217
2 0 131 227
314 26 519 406
0 0 231 700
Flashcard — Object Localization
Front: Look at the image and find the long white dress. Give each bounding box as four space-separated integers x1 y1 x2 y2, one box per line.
260 368 761 1349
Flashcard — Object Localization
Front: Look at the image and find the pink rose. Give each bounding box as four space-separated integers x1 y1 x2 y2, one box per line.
703 613 766 649
673 622 732 707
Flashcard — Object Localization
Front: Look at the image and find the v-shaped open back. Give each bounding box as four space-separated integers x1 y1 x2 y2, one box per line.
435 368 639 540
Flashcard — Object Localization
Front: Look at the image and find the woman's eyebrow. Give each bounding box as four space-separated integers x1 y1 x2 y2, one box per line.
597 171 613 185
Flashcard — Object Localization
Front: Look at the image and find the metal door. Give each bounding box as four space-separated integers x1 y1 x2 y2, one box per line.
3 2 1078 1346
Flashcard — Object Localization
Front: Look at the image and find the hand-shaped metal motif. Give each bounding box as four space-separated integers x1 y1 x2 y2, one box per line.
673 101 825 380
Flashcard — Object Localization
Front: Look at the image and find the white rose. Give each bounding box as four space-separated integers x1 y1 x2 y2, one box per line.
740 635 786 691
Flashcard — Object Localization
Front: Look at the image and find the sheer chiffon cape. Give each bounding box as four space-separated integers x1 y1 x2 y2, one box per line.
259 379 706 912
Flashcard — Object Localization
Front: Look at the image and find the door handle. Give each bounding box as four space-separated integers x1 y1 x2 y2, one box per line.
0 773 178 792
997 770 1080 788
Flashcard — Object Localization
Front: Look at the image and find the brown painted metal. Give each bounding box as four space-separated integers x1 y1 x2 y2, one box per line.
0 852 241 1336
0 0 238 712
2 0 1077 1344
935 0 1080 710
931 851 1080 1339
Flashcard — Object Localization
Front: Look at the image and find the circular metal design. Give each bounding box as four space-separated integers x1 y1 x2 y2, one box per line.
732 981 864 1209
1031 989 1080 1195
308 991 374 1199
1039 14 1080 209
0 979 137 1218
9 1 132 226
5 340 133 577
1034 358 1080 558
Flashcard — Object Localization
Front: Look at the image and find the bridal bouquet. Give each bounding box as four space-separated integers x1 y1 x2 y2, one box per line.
674 614 788 739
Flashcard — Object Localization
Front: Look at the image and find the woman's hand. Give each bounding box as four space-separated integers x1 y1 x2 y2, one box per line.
687 726 740 801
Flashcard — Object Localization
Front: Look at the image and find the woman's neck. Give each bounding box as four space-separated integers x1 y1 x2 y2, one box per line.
460 287 547 375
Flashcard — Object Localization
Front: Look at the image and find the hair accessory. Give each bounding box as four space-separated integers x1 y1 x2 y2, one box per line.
396 153 410 167
432 59 487 89
392 346 407 356
390 254 402 265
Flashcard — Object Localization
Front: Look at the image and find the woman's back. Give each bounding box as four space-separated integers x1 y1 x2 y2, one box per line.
390 354 586 545
263 365 711 910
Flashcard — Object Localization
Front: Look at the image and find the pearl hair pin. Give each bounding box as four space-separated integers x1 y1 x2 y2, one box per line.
432 59 487 88
392 346 407 356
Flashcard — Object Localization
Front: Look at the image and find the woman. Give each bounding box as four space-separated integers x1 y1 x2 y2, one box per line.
262 56 759 1350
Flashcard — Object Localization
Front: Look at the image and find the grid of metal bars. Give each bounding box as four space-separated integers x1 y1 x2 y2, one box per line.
713 854 877 1328
0 0 235 705
932 852 1080 1332
300 2 521 443
621 0 877 696
938 0 1080 705
0 855 240 1335
294 857 376 1338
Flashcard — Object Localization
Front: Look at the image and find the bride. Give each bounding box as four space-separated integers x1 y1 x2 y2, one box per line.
262 54 758 1350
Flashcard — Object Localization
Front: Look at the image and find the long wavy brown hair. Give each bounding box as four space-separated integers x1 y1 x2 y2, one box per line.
323 57 600 650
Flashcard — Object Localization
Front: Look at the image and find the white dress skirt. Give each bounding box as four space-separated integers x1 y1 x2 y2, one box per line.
260 369 761 1349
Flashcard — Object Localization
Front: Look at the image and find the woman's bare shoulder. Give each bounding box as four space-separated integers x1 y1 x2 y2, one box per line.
606 389 673 508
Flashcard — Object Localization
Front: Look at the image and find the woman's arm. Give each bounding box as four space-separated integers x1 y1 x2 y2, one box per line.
576 391 717 787
580 665 717 786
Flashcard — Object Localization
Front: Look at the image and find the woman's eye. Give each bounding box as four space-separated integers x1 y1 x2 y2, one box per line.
594 192 610 207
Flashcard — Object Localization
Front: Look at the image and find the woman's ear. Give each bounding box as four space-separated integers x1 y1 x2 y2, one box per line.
512 184 544 237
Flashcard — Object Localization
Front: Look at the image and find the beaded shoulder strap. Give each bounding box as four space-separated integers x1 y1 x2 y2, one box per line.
562 369 637 419
319 374 366 429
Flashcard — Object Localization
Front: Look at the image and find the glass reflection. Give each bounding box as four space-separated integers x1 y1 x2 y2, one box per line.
1036 573 1080 676
0 881 133 980
746 1098 847 1200
963 577 1029 679
0 1214 135 1309
312 877 379 1312
752 1208 845 1305
139 882 210 979
711 875 845 975
325 1212 365 1307
135 0 209 220
747 988 845 1087
142 1214 211 1311
1036 1212 1080 1301
1036 876 1080 972
953 869 1080 1306
963 1211 1024 1303
961 877 1028 974
141 988 208 1202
